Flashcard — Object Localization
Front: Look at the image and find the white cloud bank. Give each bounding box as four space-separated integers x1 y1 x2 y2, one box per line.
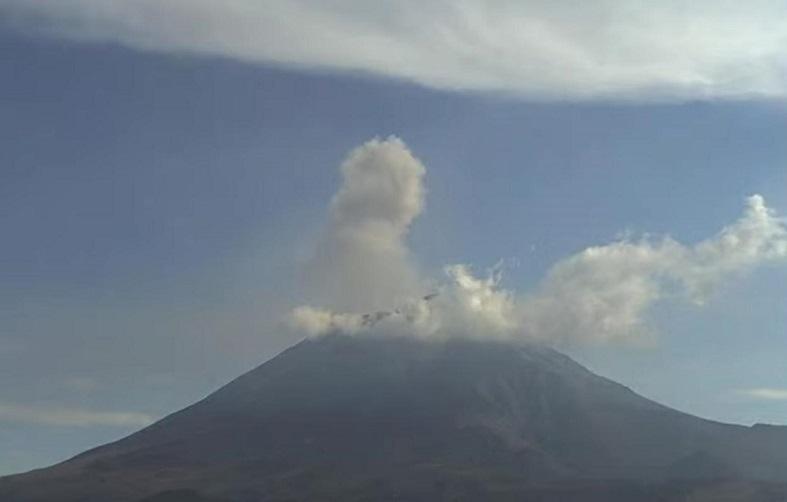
3 1 787 100
0 402 154 428
291 138 787 344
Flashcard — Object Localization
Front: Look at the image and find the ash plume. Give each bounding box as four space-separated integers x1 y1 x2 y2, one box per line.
291 138 787 345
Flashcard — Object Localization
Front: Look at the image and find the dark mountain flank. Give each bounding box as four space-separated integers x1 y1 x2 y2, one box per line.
2 334 787 501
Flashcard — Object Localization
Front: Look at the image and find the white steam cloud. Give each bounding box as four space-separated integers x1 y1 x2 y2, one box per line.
291 138 787 345
523 195 787 343
292 263 517 339
3 1 787 100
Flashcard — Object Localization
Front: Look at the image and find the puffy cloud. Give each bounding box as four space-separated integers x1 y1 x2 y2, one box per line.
303 136 426 312
331 137 425 234
432 264 519 336
0 402 154 428
521 239 677 344
3 1 787 100
738 388 787 401
682 195 787 301
521 195 787 343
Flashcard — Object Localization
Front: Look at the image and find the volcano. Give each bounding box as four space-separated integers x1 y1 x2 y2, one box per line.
2 333 787 501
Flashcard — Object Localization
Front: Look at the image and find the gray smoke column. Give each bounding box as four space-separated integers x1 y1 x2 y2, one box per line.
303 136 425 312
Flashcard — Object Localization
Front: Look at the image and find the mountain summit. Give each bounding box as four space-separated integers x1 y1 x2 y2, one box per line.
2 334 787 501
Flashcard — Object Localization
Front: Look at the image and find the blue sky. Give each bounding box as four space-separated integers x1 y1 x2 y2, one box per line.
1 2 787 476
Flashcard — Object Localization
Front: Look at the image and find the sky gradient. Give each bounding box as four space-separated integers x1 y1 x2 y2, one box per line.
1 5 786 476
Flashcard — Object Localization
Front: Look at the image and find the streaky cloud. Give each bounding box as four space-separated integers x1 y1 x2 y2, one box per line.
738 388 787 401
0 402 154 428
2 1 787 101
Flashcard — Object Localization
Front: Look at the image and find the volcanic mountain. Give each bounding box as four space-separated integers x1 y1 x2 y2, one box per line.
2 333 787 501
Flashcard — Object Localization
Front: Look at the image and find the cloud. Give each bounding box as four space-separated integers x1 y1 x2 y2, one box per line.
291 264 518 339
738 388 787 401
2 1 787 100
0 402 154 428
289 137 522 339
302 136 425 312
521 195 787 343
290 138 787 344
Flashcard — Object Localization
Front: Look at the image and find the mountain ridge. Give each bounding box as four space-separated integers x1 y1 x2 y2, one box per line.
2 333 786 501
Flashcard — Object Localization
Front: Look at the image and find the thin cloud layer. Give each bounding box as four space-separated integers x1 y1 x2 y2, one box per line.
3 1 787 100
291 138 787 344
739 388 787 401
0 402 154 428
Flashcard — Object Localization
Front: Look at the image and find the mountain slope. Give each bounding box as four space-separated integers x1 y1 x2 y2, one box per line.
2 334 787 501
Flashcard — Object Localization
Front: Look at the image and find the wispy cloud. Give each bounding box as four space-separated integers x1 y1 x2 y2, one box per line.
0 402 154 428
738 388 787 401
2 1 787 100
